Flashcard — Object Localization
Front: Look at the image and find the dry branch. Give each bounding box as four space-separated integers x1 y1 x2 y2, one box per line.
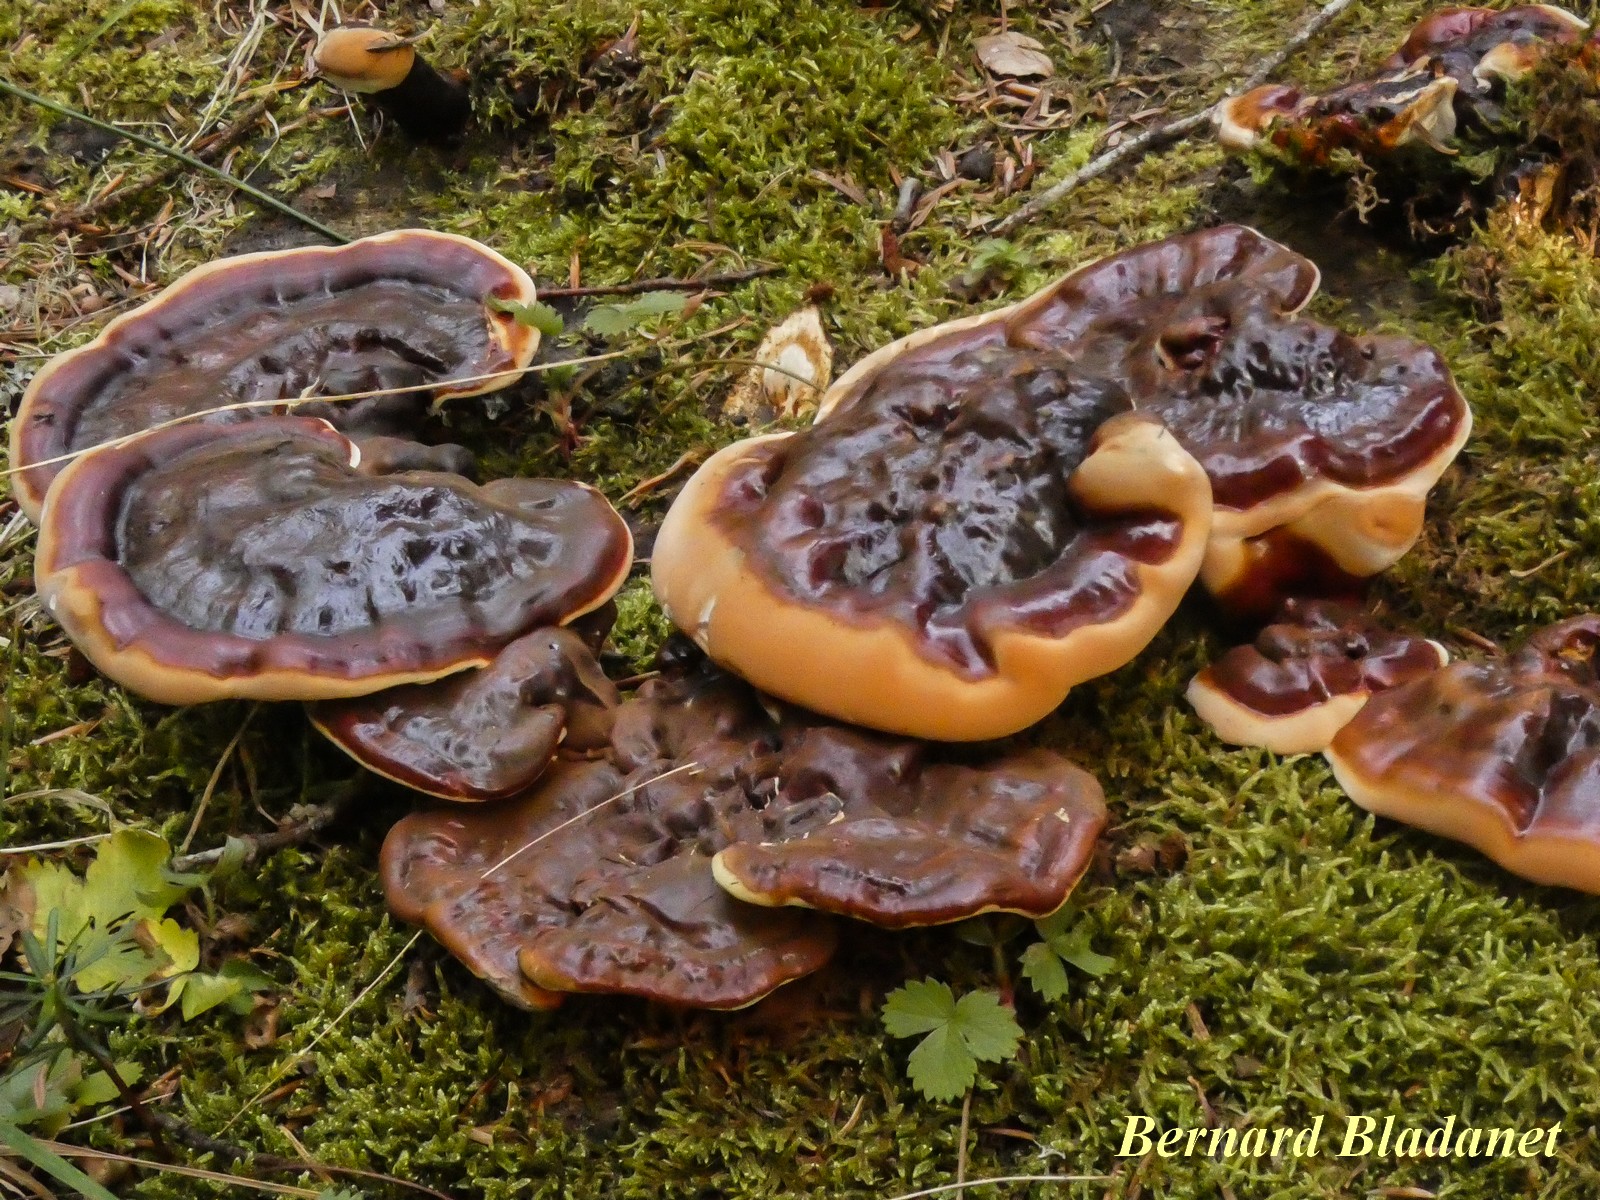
992 0 1359 235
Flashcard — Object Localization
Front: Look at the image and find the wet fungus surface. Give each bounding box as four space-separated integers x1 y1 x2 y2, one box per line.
654 227 1469 737
10 229 539 521
380 651 1107 1009
1215 4 1593 161
34 417 632 705
1327 616 1600 892
1186 599 1448 754
310 626 621 802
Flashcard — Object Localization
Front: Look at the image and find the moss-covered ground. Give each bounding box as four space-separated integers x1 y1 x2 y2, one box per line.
5 0 1600 1196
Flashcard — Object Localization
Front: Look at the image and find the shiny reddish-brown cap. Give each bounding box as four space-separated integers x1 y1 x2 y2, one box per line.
11 229 538 522
310 626 620 801
1187 599 1448 754
1327 617 1600 892
35 418 631 705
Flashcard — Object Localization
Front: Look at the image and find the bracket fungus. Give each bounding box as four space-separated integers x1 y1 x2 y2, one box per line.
380 652 1106 1009
312 26 473 143
310 626 620 802
11 229 538 521
1326 617 1600 892
654 227 1469 737
1216 5 1592 159
1186 599 1448 754
34 417 631 705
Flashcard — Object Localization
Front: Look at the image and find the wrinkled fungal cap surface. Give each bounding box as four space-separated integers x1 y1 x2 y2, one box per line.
1327 616 1600 892
833 225 1467 600
654 393 1212 739
709 727 1107 926
10 229 538 521
35 418 632 705
311 627 621 801
656 228 1469 710
1385 5 1591 84
1186 599 1448 754
1220 5 1590 160
380 651 1106 1009
1217 73 1461 159
1009 227 1470 611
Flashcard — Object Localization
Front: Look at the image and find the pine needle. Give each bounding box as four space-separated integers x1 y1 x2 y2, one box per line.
0 77 348 244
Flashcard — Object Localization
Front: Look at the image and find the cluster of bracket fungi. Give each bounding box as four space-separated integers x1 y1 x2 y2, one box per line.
1216 4 1595 162
14 196 1590 1013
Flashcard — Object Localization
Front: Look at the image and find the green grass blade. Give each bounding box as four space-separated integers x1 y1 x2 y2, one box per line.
0 1119 122 1200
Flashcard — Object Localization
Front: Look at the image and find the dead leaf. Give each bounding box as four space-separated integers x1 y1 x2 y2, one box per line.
723 306 833 422
974 32 1055 80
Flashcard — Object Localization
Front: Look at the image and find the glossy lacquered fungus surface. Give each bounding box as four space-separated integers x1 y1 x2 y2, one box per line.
311 627 620 801
722 347 1166 673
10 229 538 521
656 227 1469 728
380 651 1107 1009
35 418 631 705
1327 617 1600 891
1218 4 1590 158
1187 599 1448 754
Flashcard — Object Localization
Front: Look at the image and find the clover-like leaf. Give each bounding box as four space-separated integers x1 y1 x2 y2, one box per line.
1024 910 1114 999
1020 941 1071 1002
882 980 1022 1102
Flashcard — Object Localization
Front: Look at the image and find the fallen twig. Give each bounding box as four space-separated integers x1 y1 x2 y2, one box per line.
169 781 362 874
991 0 1359 235
0 77 348 244
536 265 779 298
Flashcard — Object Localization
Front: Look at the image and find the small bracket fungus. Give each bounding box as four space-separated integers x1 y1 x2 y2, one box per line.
708 729 1107 927
380 651 1107 1009
312 26 473 143
34 418 631 705
1216 5 1592 159
1326 616 1600 892
310 627 620 801
11 229 538 522
1186 599 1449 754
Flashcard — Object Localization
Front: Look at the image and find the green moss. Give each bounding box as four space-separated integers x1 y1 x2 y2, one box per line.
9 1 1600 1198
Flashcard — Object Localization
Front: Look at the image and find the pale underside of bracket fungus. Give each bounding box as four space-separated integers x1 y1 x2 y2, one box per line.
10 228 538 521
1186 599 1449 754
34 417 631 705
1215 4 1593 159
380 652 1107 1009
1327 616 1600 892
654 226 1469 737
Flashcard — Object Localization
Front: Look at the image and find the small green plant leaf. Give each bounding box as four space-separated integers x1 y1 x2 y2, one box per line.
1048 922 1114 978
70 1062 143 1108
950 990 1023 1062
882 978 957 1037
488 295 565 337
583 291 687 336
177 972 242 1020
882 980 1021 1102
904 1022 974 1102
1020 941 1071 1002
1024 911 1114 998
